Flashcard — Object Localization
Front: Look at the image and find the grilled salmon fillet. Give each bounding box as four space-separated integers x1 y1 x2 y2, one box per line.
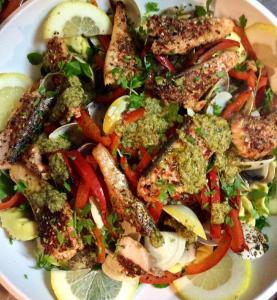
148 16 234 55
92 143 163 247
104 2 138 85
231 112 277 160
153 51 239 111
9 164 83 261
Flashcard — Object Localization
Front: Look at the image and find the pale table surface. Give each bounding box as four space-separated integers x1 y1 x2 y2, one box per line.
0 0 276 299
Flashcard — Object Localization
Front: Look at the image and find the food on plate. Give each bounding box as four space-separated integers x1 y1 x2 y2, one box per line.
0 0 276 300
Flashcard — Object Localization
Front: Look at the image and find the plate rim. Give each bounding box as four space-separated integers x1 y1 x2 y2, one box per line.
0 0 276 300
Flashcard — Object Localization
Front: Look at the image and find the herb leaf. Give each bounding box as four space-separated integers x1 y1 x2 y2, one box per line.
239 14 247 28
264 87 273 108
195 6 207 17
213 104 222 116
14 180 27 193
255 216 270 231
153 283 169 288
221 178 241 198
145 2 159 14
27 52 43 65
248 189 267 201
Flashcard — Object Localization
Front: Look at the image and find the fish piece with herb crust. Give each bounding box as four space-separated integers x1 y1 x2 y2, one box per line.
148 16 234 55
153 51 239 111
104 2 139 85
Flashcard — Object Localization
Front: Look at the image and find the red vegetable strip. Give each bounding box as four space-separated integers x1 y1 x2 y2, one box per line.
86 155 98 170
233 25 257 59
95 87 126 104
109 132 120 158
255 85 267 108
68 151 108 226
0 193 25 210
123 108 145 124
155 55 176 73
75 180 90 209
98 35 111 52
140 271 180 284
0 0 21 23
221 90 252 120
257 76 268 90
93 227 106 263
185 231 231 275
196 187 210 209
136 147 152 174
229 69 250 81
77 110 111 146
208 167 222 240
120 156 138 188
247 70 257 90
148 201 163 224
198 39 240 63
227 208 246 253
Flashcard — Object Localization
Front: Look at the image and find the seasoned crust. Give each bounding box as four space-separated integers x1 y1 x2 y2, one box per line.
148 16 234 55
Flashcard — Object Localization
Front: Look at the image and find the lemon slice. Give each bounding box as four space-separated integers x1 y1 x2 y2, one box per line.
0 73 32 131
103 95 129 135
246 23 277 93
51 269 139 300
163 205 206 239
172 252 251 300
43 2 112 39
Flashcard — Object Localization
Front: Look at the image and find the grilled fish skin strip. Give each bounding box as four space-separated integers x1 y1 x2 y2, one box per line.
153 51 239 111
231 111 277 160
104 2 138 85
92 143 163 247
9 164 82 262
148 16 234 55
0 91 54 167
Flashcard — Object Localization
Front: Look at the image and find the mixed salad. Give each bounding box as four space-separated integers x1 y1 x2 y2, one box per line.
0 0 276 299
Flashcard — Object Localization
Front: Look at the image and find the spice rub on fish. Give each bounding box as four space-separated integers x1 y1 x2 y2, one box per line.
138 115 231 203
148 16 234 55
153 51 239 111
9 164 82 262
104 2 139 85
231 111 277 160
0 91 54 167
92 143 163 247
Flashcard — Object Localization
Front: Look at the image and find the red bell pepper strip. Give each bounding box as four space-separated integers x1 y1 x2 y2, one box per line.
185 231 231 275
86 155 98 170
198 39 240 63
208 167 222 240
155 55 176 73
148 201 163 224
221 90 252 120
257 75 268 90
94 53 105 70
229 69 250 81
0 193 25 210
120 156 138 188
136 147 152 174
77 109 111 146
0 0 21 23
196 187 210 209
233 25 257 59
68 151 108 226
95 87 126 104
93 227 106 263
227 204 246 253
140 271 180 284
247 70 257 90
98 35 111 52
123 108 145 124
75 180 90 209
109 132 120 158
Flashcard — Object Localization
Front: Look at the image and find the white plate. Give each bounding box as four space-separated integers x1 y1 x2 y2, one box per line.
0 0 277 299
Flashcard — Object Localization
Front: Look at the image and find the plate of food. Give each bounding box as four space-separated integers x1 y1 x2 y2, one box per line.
0 0 276 300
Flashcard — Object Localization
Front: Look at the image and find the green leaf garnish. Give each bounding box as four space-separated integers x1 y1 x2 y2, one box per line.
27 52 43 65
255 216 270 231
248 189 267 201
239 14 247 28
145 2 159 14
213 104 222 116
14 180 27 193
152 283 169 288
195 6 207 17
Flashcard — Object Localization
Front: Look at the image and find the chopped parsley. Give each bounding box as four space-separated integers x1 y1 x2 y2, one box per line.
157 180 176 203
216 71 226 78
255 216 270 231
239 14 248 28
152 283 169 288
58 60 93 79
14 180 27 193
145 2 159 14
129 92 145 109
195 127 207 137
35 250 58 271
63 181 71 192
221 178 241 198
213 104 222 116
27 52 43 65
264 87 273 108
195 5 207 17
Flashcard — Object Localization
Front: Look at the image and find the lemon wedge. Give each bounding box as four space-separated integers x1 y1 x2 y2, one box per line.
163 205 206 239
103 95 129 134
172 252 251 300
0 73 32 131
246 23 277 93
51 269 139 300
43 2 112 39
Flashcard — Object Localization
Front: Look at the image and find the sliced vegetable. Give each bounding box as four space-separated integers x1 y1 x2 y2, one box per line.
77 109 111 146
185 231 231 275
123 108 145 124
0 192 25 210
75 180 90 209
221 90 252 120
109 132 120 158
233 25 257 59
93 227 106 263
198 39 240 63
120 156 138 188
148 201 163 224
136 147 152 174
67 151 108 226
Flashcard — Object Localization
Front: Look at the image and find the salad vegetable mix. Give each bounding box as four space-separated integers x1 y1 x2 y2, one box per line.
0 0 276 299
